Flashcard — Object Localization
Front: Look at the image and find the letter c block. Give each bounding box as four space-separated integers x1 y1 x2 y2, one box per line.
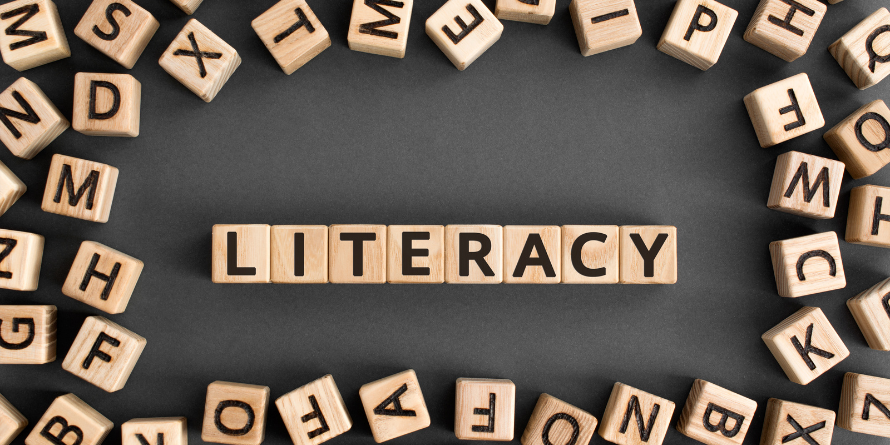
769 232 845 298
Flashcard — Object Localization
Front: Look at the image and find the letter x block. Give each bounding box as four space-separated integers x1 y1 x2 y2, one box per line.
847 277 890 350
570 0 642 56
426 0 504 71
62 241 144 314
0 393 27 445
121 418 187 445
328 224 386 283
359 370 430 442
74 0 159 69
0 0 70 71
271 225 328 283
24 394 112 445
444 225 503 284
348 0 414 58
72 73 141 137
839 373 890 437
598 382 675 445
276 375 353 445
744 73 824 148
521 394 598 445
455 378 515 441
41 154 119 223
212 224 270 283
202 382 270 445
387 225 444 284
619 226 677 284
503 226 561 284
0 229 43 291
770 232 845 298
495 0 555 25
61 316 147 393
762 306 849 385
760 399 835 445
252 0 331 74
825 100 890 179
0 160 25 218
767 151 844 219
0 305 56 364
830 8 890 90
0 77 68 160
743 0 826 62
847 185 890 247
159 19 241 102
676 380 757 445
657 0 737 70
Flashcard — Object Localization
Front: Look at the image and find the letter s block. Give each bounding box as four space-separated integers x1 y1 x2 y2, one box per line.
824 100 890 179
760 399 835 445
0 229 43 291
359 369 430 442
61 316 146 393
767 151 844 219
0 0 70 71
676 380 757 445
425 0 504 71
159 19 241 102
454 378 515 441
62 241 144 314
769 232 845 298
41 155 119 223
657 0 737 70
597 382 675 445
276 375 353 445
72 73 141 137
202 382 270 445
24 394 113 445
520 394 598 445
847 277 890 351
743 0 826 62
0 77 69 160
74 0 159 69
121 418 187 445
0 393 27 445
847 185 890 248
619 226 677 284
744 73 824 148
212 224 271 283
839 373 890 438
252 0 331 74
830 8 890 90
762 307 848 385
0 305 56 364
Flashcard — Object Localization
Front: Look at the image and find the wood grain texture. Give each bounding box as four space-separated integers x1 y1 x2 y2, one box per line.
847 277 890 350
769 231 845 298
62 241 143 314
676 379 757 445
159 19 241 102
838 373 890 437
657 0 737 70
561 225 618 284
276 375 353 445
570 0 642 56
766 151 844 219
359 370 430 442
271 225 328 284
829 8 890 90
503 226 561 284
24 394 113 445
0 77 68 160
348 0 413 58
425 0 503 71
211 224 271 284
454 378 515 441
759 399 835 445
520 394 598 445
597 382 675 445
40 154 119 223
761 306 849 385
0 160 25 218
61 316 146 393
846 185 890 247
444 225 503 284
386 225 444 284
0 229 43 291
0 305 55 364
825 100 890 179
619 226 677 284
0 393 26 445
72 73 140 137
743 73 825 148
202 382 270 445
121 418 187 445
169 0 202 15
743 0 825 62
495 0 555 25
252 0 330 74
328 225 386 283
74 0 159 69
0 0 70 71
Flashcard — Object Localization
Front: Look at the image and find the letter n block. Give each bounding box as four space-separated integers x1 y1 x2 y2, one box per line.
825 100 890 179
0 229 43 291
445 225 503 284
561 225 619 284
839 373 890 437
387 225 444 283
744 73 824 148
61 316 146 392
0 305 56 364
829 8 890 90
503 226 561 284
767 151 844 219
769 232 845 298
0 77 68 160
597 382 675 445
0 0 70 71
569 0 642 56
159 19 241 102
760 399 834 445
271 225 327 283
328 224 386 283
847 185 890 247
426 0 504 71
520 394 598 445
253 0 331 74
74 0 159 69
62 241 143 314
359 370 430 442
495 0 555 25
848 277 890 350
41 155 118 222
72 73 141 137
0 393 27 445
276 375 353 445
619 226 677 284
657 0 737 70
676 380 757 445
121 418 187 445
212 224 271 283
743 0 826 62
0 161 25 218
455 378 515 441
202 382 270 445
348 0 414 58
762 307 848 385
24 394 112 445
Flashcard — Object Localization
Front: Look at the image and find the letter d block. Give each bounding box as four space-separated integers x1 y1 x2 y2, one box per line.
847 277 890 350
503 226 560 284
212 225 270 283
825 100 890 179
74 0 159 69
762 307 849 385
159 19 241 102
0 0 70 71
839 373 890 437
0 393 27 445
830 8 890 90
121 418 187 445
426 0 504 71
744 73 824 148
445 225 503 284
387 225 444 283
760 399 834 445
0 229 43 291
62 241 144 314
743 0 826 62
570 0 642 56
41 154 119 223
520 394 598 445
847 185 890 247
72 73 141 137
202 382 270 445
767 151 844 219
0 77 68 160
252 0 331 74
24 394 112 445
619 226 677 284
61 316 146 393
0 305 56 364
597 382 675 445
276 375 353 445
676 380 757 445
329 225 386 283
657 0 737 70
454 378 515 441
769 232 845 298
359 370 430 442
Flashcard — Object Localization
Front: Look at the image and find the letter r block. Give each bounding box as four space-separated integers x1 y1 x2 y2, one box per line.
386 225 444 283
657 0 737 70
744 73 824 148
619 226 677 284
328 225 386 283
760 399 834 445
0 77 68 160
212 224 271 283
61 316 146 393
445 225 503 284
0 393 27 445
121 418 187 445
847 185 890 247
159 19 241 102
62 241 144 314
769 232 845 298
676 380 757 445
762 307 848 385
503 226 561 284
0 0 70 71
425 0 503 71
570 0 642 56
0 229 44 291
276 375 353 445
767 151 844 219
72 73 141 137
455 378 515 441
359 370 430 442
0 305 56 364
202 382 270 445
74 0 159 69
839 373 890 437
825 100 890 179
830 8 890 90
520 394 598 445
348 0 414 58
495 0 555 25
252 0 331 74
743 0 826 62
597 382 675 445
847 277 890 351
41 154 119 223
24 394 112 445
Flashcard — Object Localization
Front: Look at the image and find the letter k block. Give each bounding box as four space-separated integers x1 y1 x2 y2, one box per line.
62 316 146 393
41 154 119 223
762 307 849 385
676 380 757 445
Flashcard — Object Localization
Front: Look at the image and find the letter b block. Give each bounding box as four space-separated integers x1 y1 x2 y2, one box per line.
676 380 757 445
657 0 737 70
847 277 890 350
359 370 430 442
847 185 890 247
0 0 70 71
276 375 353 445
743 0 826 62
252 0 331 74
72 73 141 137
0 305 56 364
426 0 503 71
570 0 642 56
41 154 119 223
744 73 824 148
74 0 159 69
0 229 44 291
212 225 271 283
62 241 144 314
329 225 386 283
598 383 675 445
769 232 845 298
520 394 598 445
24 394 112 445
760 399 835 445
825 100 890 179
454 378 515 441
830 8 890 90
619 226 677 284
767 151 844 219
61 316 146 393
121 418 187 445
0 77 68 160
159 19 241 102
0 393 27 445
202 382 270 445
762 307 849 385
839 373 890 437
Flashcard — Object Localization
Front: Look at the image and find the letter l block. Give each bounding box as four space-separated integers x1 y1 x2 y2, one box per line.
676 379 757 445
24 394 112 445
212 225 270 283
202 381 270 445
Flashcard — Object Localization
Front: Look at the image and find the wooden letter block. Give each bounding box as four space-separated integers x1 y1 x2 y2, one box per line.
760 399 834 445
676 380 757 445
570 0 642 56
657 0 737 70
159 19 241 102
387 225 444 284
359 369 430 442
762 307 848 385
0 229 43 291
41 154 118 223
24 394 112 445
619 226 677 284
0 305 55 364
743 0 826 62
839 373 890 437
847 185 890 247
169 0 202 15
0 77 68 160
61 316 146 392
74 0 159 69
72 73 141 137
426 0 503 71
0 393 26 445
122 418 187 445
212 224 271 284
445 225 503 284
847 277 890 350
202 382 270 445
348 0 413 58
0 160 24 218
520 394 598 445
253 0 330 75
597 382 675 445
830 8 890 90
825 100 890 179
767 151 844 219
769 232 845 298
62 241 144 314
0 0 70 71
455 378 515 441
744 73 824 148
271 225 327 283
328 224 386 283
276 375 353 445
495 0 555 25
503 226 560 284
561 225 618 284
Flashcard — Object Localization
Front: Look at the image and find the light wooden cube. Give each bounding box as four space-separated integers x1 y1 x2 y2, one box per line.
767 151 844 219
426 0 503 71
0 393 26 445
839 373 890 437
619 226 677 284
212 224 271 284
202 382 270 445
387 225 444 283
445 225 503 284
0 229 43 291
62 241 143 314
0 77 68 160
597 382 675 445
24 394 112 445
570 0 642 56
170 0 202 15
41 154 119 223
744 73 824 148
503 226 560 284
561 225 618 284
0 160 25 218
848 277 890 350
159 19 241 102
847 185 890 247
743 0 825 62
348 0 413 58
72 73 140 137
359 369 430 442
520 394 598 445
122 418 187 445
328 225 386 283
495 0 555 25
271 225 327 283
0 0 70 71
0 305 55 364
760 399 834 445
829 8 890 90
769 232 845 298
74 0 159 69
455 378 515 441
657 0 737 70
61 316 146 393
276 375 353 445
676 379 757 445
824 100 890 179
762 306 848 385
253 0 330 74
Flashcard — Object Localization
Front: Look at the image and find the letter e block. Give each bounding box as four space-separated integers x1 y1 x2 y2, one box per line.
570 0 642 56
387 225 444 284
619 226 677 284
676 380 757 445
74 0 159 69
829 8 890 90
202 382 270 445
252 0 330 74
61 316 146 393
495 0 555 25
271 225 327 283
159 19 241 103
0 0 70 71
598 382 675 445
0 229 43 291
72 73 140 137
503 226 560 284
0 393 26 445
24 394 112 445
348 0 413 58
767 151 844 219
212 224 271 284
359 370 430 442
657 0 737 70
561 225 618 284
276 375 353 445
760 399 834 445
41 154 118 223
455 378 515 441
744 73 824 148
328 225 386 283
0 160 25 218
0 305 55 364
0 77 68 160
839 373 890 437
743 0 826 62
762 307 848 385
847 277 890 350
445 225 503 284
825 100 890 179
170 0 202 15
847 185 890 247
121 418 187 445
62 241 143 314
426 0 503 71
520 394 598 445
769 232 845 298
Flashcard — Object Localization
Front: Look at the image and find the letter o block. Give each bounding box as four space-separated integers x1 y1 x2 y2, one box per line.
276 375 353 445
212 225 271 283
825 100 890 179
455 378 515 441
24 394 113 445
0 0 70 71
597 383 675 445
121 418 187 445
445 225 503 284
0 305 56 364
847 185 890 248
760 399 834 445
61 316 146 393
830 8 890 90
202 382 270 445
41 154 119 223
767 151 844 219
359 370 430 442
74 0 159 69
0 229 44 291
570 0 642 56
0 77 69 160
839 373 890 438
769 232 845 298
847 277 890 351
520 394 598 445
657 0 737 70
252 0 331 74
0 393 27 445
62 241 144 314
425 0 504 71
159 19 241 102
744 73 824 148
762 307 849 385
743 0 826 62
72 73 141 137
676 380 757 445
619 226 677 284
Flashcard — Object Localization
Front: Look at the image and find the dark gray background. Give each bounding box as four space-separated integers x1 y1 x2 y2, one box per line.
1 0 889 444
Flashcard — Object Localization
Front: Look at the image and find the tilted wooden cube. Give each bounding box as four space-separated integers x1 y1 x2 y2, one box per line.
825 100 890 179
455 378 515 441
202 382 270 445
847 185 890 247
0 0 70 71
62 241 143 314
562 225 618 284
830 8 890 90
0 305 55 364
252 0 331 74
0 393 27 445
329 225 386 283
276 375 353 445
170 0 202 15
387 225 444 284
619 226 677 284
657 0 737 70
72 73 141 137
839 373 890 437
24 394 113 445
121 418 187 445
767 151 844 219
0 229 43 291
744 73 824 148
359 369 430 442
74 0 159 69
597 382 675 445
271 225 328 283
769 232 845 298
503 226 561 284
426 0 503 71
760 399 835 445
444 225 503 284
41 154 119 223
348 0 414 58
495 0 555 25
521 394 598 445
848 277 890 350
160 19 241 102
0 160 24 218
570 0 642 57
61 316 147 393
676 379 757 445
762 306 848 385
743 0 825 62
0 77 68 160
212 224 271 284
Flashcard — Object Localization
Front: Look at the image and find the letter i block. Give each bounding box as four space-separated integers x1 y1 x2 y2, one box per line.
62 241 143 314
597 383 675 445
61 316 146 393
212 225 271 283
72 73 141 137
202 382 270 445
24 394 113 445
561 225 619 284
271 225 328 283
348 0 414 58
121 418 187 445
847 185 890 247
387 225 444 283
445 225 503 284
0 0 70 71
276 375 353 445
520 394 598 445
0 305 56 364
328 225 386 283
74 0 159 69
41 154 119 223
426 0 504 71
760 399 834 445
495 0 555 25
0 229 43 291
744 73 824 148
762 307 848 385
743 0 825 62
252 0 331 74
619 226 677 284
454 378 515 441
847 277 890 350
359 370 430 442
0 160 25 217
839 373 890 437
676 380 757 445
570 0 642 56
170 0 202 15
0 77 68 160
657 0 737 70
0 393 27 445
503 226 561 284
159 19 241 103
767 151 844 219
769 232 845 298
825 100 890 179
830 8 890 90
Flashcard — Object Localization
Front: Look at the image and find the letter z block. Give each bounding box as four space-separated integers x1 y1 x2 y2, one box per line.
212 224 271 283
271 225 328 283
202 382 270 445
0 229 43 291
769 232 845 298
276 375 353 445
825 100 890 179
445 225 503 284
0 393 27 445
839 373 890 437
657 0 737 70
253 0 330 74
762 306 849 385
73 73 141 137
0 305 56 364
847 277 890 350
348 0 414 58
74 0 159 69
426 0 503 71
455 378 515 441
41 154 119 223
503 226 561 284
61 316 146 393
328 225 386 283
521 394 598 445
121 418 187 445
743 0 826 62
0 0 70 71
570 0 642 56
62 241 143 314
767 151 844 219
676 379 757 445
387 225 444 284
561 225 619 284
760 399 835 445
744 73 824 148
359 370 430 442
597 382 675 445
847 185 890 247
619 226 677 284
0 160 25 218
24 394 113 445
159 19 241 102
829 8 890 90
0 77 68 160
495 0 555 25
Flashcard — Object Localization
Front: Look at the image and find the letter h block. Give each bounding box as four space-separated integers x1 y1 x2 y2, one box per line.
830 8 890 90
252 0 331 74
159 19 241 102
657 0 737 70
619 226 677 284
0 77 68 160
0 393 27 445
62 241 144 314
762 307 849 385
74 0 159 69
359 369 430 442
202 382 270 445
569 0 642 56
743 0 826 62
24 394 112 445
0 229 44 291
847 185 890 247
770 232 845 298
212 224 270 283
348 0 414 58
454 378 515 441
0 305 56 364
520 394 598 445
72 73 141 137
676 380 757 445
839 373 890 438
760 399 834 445
41 154 119 223
825 100 890 179
426 0 504 71
767 151 844 219
847 277 890 351
61 316 146 393
276 375 353 445
329 225 386 283
121 418 187 445
0 0 70 71
744 73 824 148
598 382 675 445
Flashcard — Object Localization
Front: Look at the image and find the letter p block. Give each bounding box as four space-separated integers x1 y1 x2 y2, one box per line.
657 0 737 70
676 380 757 445
202 382 270 445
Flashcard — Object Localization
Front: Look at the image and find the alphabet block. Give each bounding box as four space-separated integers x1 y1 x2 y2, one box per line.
744 73 824 148
0 77 68 160
0 229 43 291
561 225 619 284
169 0 202 15
41 154 118 223
359 369 430 442
276 375 353 445
676 380 757 445
847 277 890 350
761 399 834 445
569 0 642 56
520 394 598 445
762 307 848 385
444 225 503 284
847 185 890 247
597 382 675 445
619 226 677 284
121 418 187 445
387 225 444 284
0 0 70 71
72 73 141 137
455 378 515 441
212 224 271 284
328 224 386 283
657 0 737 71
62 241 143 314
495 0 555 25
743 0 826 62
426 0 503 71
24 394 113 445
252 0 330 74
61 316 146 393
824 100 890 179
769 232 845 298
74 0 159 69
839 373 890 437
348 0 414 58
503 226 560 284
0 305 55 364
829 8 890 90
159 19 241 102
202 382 270 445
767 151 844 219
271 225 328 283
0 160 25 217
0 393 26 445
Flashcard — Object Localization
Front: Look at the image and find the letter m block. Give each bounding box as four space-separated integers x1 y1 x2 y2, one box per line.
41 154 119 223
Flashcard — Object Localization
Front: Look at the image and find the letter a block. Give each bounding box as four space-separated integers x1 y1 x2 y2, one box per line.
62 241 144 314
825 100 890 179
847 277 890 350
598 382 675 445
769 232 845 298
0 77 68 160
74 0 159 69
657 0 737 70
676 380 757 445
829 8 890 90
0 160 25 218
276 375 353 445
562 225 619 284
202 382 270 445
760 399 834 445
454 378 515 441
520 394 598 445
426 0 503 71
24 394 113 445
743 0 826 62
503 226 561 284
212 224 271 283
329 225 386 283
41 154 118 223
847 185 890 247
767 151 844 219
121 418 187 445
495 0 555 25
348 0 414 58
619 226 677 284
0 229 43 291
359 370 430 442
386 225 444 284
159 19 241 102
252 0 331 74
0 305 56 364
762 307 848 385
839 373 890 437
0 0 70 71
72 73 141 137
61 316 146 393
569 0 642 56
744 73 824 148
445 225 503 284
271 225 328 283
0 393 27 445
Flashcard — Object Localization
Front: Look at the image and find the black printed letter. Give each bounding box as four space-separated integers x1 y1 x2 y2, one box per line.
795 250 836 281
542 413 579 445
0 91 39 139
274 8 315 43
92 3 131 41
89 81 121 120
136 433 163 445
872 196 890 235
360 0 404 39
301 395 330 439
82 332 120 369
373 383 416 416
783 162 830 207
629 233 668 278
293 232 305 276
790 323 834 370
401 232 430 276
472 393 496 433
214 400 254 436
0 317 34 350
767 0 815 37
459 232 494 277
513 234 556 278
340 233 376 276
856 112 890 152
1 5 47 50
780 89 806 131
53 165 100 210
703 403 745 438
227 232 255 276
80 253 120 300
0 237 16 279
571 232 607 277
619 395 660 442
41 417 83 445
685 5 717 41
867 25 890 73
443 4 484 44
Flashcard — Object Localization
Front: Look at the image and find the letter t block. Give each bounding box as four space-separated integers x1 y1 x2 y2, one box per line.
202 382 270 445
676 380 757 445
276 375 353 445
454 378 515 441
252 0 331 74
61 316 147 392
24 394 112 445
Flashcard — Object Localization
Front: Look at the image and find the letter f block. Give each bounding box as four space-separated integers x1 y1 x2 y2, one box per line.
276 375 353 445
61 316 146 393
676 380 757 445
454 378 515 441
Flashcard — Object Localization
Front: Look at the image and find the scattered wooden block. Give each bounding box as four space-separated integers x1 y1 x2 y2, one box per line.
455 378 515 441
495 0 555 25
0 160 25 218
830 8 890 90
159 19 241 102
0 0 70 71
72 73 141 137
767 151 844 219
0 305 55 364
769 232 845 298
760 399 835 445
359 369 430 442
847 277 890 351
847 185 890 247
839 373 890 437
74 0 159 69
619 226 677 284
61 316 147 393
0 229 43 291
252 0 331 74
561 225 619 284
276 375 353 445
0 393 27 445
444 225 503 284
762 306 848 385
426 0 504 71
40 154 119 223
597 382 675 445
743 0 826 62
62 241 144 314
676 379 757 445
271 225 328 284
744 73 825 148
520 394 598 445
24 394 113 445
569 0 642 56
212 224 271 284
202 382 270 445
657 0 738 70
328 225 386 283
824 100 890 179
169 0 202 15
348 0 414 58
387 225 444 284
503 226 561 284
0 77 68 160
121 418 187 445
